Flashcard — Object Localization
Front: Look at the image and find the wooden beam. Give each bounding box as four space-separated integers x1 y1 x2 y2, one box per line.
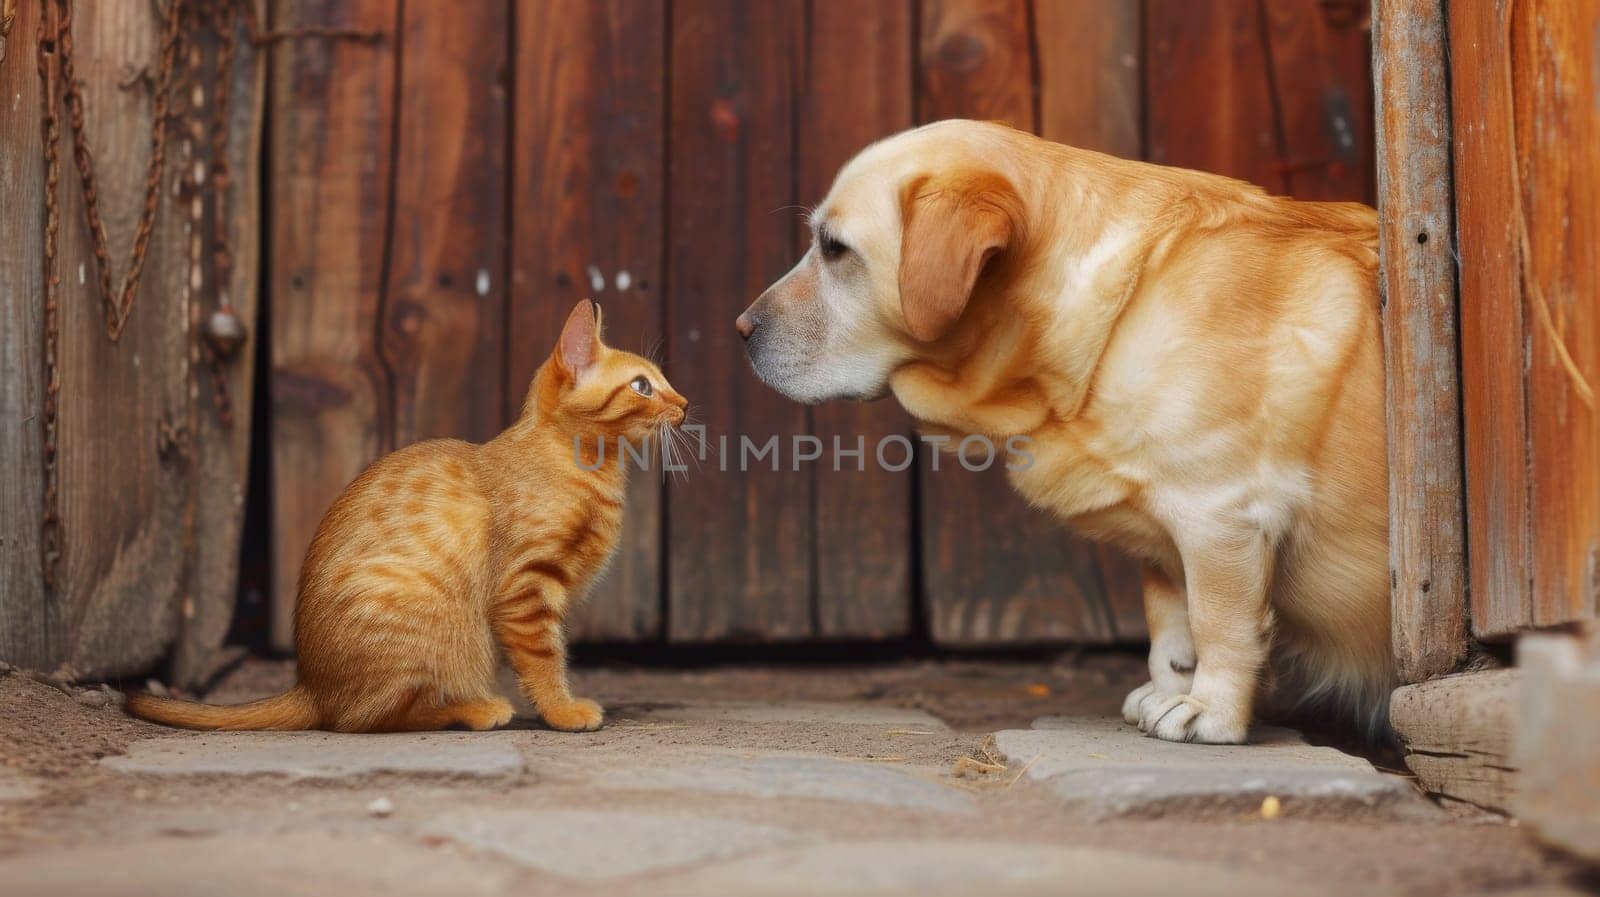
1035 1 1140 160
1261 0 1376 202
1390 668 1517 812
3 3 265 679
1373 0 1469 683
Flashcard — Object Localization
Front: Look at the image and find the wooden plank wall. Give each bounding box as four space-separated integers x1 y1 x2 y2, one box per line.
804 1 915 639
916 0 1123 646
666 0 814 640
0 2 266 681
259 0 1375 649
268 0 400 649
1450 0 1600 640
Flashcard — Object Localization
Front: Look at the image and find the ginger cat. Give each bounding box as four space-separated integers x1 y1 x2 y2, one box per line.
128 299 686 733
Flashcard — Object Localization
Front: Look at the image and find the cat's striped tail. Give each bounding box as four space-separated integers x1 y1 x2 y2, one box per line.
125 686 319 731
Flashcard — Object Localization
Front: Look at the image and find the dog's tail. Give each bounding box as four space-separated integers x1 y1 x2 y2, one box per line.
1271 634 1397 744
125 687 319 731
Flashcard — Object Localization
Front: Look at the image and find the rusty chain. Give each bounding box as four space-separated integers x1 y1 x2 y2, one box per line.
36 0 185 590
37 1 65 589
202 0 241 427
58 0 186 341
1 0 17 63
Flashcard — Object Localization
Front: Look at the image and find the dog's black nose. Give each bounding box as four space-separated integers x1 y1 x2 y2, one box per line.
735 312 755 340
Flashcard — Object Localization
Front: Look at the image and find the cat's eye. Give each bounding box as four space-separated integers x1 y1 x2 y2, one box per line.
629 375 654 397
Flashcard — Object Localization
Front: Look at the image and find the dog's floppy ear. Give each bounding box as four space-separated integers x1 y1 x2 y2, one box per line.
897 170 1020 342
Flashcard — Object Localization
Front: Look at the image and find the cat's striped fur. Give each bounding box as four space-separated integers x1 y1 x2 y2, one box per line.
128 300 686 732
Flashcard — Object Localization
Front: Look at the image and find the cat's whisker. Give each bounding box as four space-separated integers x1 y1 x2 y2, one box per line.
668 432 688 484
674 427 696 479
656 424 670 482
661 422 697 483
656 422 679 483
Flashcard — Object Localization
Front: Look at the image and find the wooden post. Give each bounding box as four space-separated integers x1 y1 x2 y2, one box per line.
1373 0 1469 683
0 0 50 670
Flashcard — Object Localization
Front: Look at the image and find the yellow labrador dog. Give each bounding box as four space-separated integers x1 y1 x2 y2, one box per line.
737 120 1388 744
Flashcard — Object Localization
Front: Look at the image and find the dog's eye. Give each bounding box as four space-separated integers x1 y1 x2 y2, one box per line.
629 376 654 397
819 234 850 261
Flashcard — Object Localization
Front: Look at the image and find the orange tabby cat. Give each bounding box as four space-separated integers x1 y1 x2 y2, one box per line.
127 299 686 732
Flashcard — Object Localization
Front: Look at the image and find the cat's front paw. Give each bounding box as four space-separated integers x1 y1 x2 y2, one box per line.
461 697 516 731
542 698 604 732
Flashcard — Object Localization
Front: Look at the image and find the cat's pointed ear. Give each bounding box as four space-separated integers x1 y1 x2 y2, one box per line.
556 299 603 377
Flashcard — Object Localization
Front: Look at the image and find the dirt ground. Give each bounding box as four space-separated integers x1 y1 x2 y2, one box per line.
2 652 1595 896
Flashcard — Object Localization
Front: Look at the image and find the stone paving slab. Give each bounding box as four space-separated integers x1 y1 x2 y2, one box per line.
423 808 805 880
618 701 951 730
616 839 1352 897
0 832 519 897
102 732 526 779
592 749 974 813
995 716 1438 821
0 769 44 802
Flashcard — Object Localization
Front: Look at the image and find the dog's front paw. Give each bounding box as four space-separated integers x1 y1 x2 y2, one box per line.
542 698 604 732
1139 694 1248 744
1122 681 1166 725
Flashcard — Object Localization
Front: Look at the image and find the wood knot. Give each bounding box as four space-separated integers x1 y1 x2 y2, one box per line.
935 33 987 73
709 98 740 142
389 300 427 338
